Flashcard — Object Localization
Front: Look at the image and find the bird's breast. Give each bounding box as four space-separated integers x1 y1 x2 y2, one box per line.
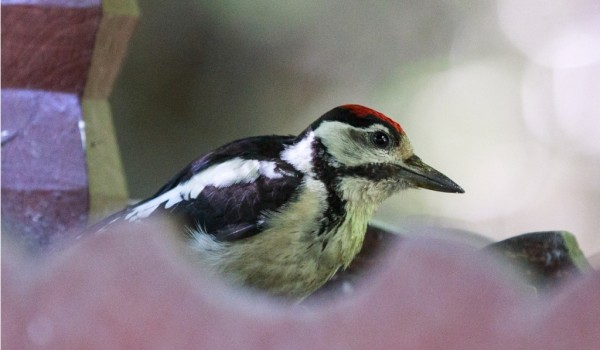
188 177 373 299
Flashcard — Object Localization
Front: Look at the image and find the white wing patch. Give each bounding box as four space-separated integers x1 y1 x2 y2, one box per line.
281 131 314 174
125 158 283 221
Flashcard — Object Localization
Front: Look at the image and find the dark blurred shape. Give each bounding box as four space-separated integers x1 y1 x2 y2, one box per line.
486 231 592 290
314 226 592 299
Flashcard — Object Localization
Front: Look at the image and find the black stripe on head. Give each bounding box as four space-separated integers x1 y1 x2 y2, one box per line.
343 163 400 181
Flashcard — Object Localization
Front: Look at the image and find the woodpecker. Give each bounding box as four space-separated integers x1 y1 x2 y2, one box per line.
95 105 464 300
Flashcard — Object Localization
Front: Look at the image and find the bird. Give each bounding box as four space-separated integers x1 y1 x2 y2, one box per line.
93 104 464 300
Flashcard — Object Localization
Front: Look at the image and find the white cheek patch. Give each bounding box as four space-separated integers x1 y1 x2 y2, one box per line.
126 158 281 221
314 121 397 167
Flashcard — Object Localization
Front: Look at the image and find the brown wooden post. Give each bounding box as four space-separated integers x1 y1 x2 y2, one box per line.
1 0 138 248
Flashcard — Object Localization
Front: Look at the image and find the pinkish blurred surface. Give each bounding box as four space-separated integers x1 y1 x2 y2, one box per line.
3 222 599 349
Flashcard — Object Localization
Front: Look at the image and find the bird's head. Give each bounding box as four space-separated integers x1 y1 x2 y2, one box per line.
287 104 464 205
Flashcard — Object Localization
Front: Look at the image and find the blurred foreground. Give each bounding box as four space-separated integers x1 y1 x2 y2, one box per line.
3 220 599 349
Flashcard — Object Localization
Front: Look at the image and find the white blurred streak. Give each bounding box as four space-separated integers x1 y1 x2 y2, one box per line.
379 61 557 222
498 0 600 68
548 19 600 68
522 61 600 156
521 65 557 143
553 62 600 154
376 58 599 255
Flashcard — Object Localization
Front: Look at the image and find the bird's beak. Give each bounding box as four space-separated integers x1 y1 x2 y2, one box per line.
399 155 465 193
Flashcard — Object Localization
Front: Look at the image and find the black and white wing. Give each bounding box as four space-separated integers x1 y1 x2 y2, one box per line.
94 135 303 242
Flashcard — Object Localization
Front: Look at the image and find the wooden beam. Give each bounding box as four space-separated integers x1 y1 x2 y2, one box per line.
83 0 139 99
82 100 129 223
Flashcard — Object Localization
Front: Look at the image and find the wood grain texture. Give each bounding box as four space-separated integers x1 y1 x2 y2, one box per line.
1 3 101 93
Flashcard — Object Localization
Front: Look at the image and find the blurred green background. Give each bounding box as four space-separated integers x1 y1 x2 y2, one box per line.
110 0 600 256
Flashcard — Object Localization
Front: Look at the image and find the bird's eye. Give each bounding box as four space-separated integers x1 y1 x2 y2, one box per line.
371 131 391 149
